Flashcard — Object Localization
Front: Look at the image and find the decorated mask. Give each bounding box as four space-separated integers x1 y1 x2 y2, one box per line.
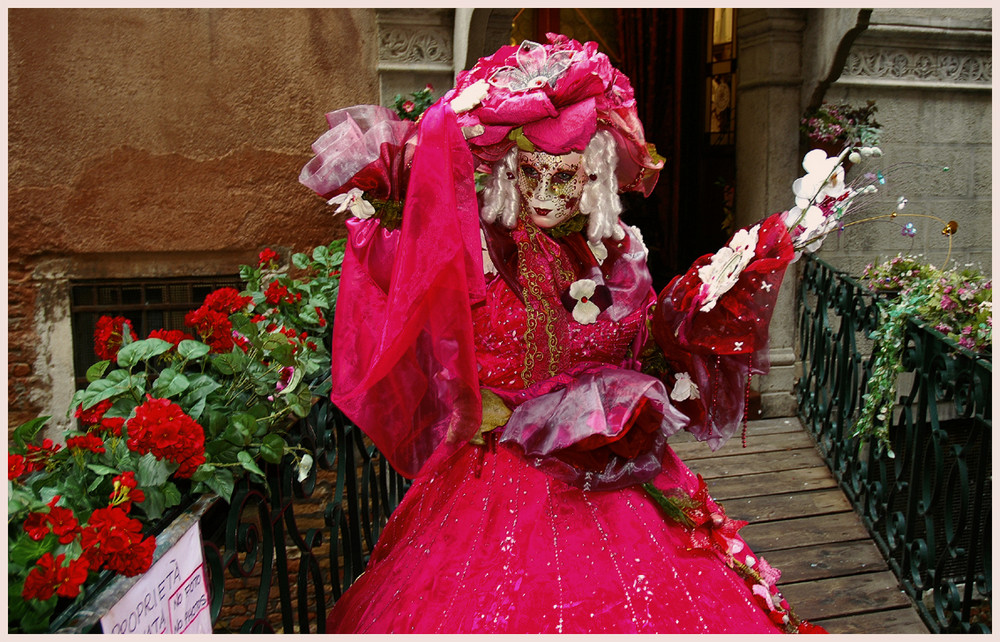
516 150 588 228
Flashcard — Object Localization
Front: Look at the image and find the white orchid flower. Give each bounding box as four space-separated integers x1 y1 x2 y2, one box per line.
696 225 759 313
568 279 600 325
792 149 849 209
669 372 701 402
327 187 375 219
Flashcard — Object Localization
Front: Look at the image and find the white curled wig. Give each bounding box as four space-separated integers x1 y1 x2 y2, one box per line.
480 130 624 244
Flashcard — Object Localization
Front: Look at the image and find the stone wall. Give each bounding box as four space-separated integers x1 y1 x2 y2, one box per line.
811 8 992 277
8 8 380 435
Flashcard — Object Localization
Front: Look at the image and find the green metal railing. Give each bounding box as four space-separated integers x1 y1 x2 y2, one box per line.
200 397 409 633
51 397 408 634
797 253 991 634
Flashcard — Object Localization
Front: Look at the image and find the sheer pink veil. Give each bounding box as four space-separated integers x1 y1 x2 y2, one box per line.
310 103 485 479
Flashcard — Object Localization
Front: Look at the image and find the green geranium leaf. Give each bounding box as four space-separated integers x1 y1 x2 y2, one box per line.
312 245 329 263
117 338 173 368
298 306 320 325
203 468 235 503
140 486 165 521
9 533 55 567
190 464 215 483
186 396 207 423
213 349 249 376
237 451 265 479
152 369 190 399
136 453 172 487
12 416 50 451
86 463 121 477
260 434 286 464
163 482 182 508
19 601 54 634
292 252 310 270
86 360 111 382
177 339 211 361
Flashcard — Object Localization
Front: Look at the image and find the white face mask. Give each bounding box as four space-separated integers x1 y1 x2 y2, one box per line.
515 150 588 229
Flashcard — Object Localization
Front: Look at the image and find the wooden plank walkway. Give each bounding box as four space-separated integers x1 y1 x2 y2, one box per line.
673 416 929 634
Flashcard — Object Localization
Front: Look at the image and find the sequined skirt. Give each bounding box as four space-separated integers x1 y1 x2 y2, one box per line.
325 438 792 634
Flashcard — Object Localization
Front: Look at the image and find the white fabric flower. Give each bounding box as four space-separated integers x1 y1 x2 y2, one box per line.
627 224 649 259
792 149 849 209
587 239 608 265
327 187 375 219
568 279 600 325
488 40 573 93
670 372 700 402
783 204 837 254
451 79 490 114
296 453 314 483
696 224 760 313
481 229 497 276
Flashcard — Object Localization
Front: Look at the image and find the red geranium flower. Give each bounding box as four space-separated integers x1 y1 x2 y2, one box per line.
46 500 82 544
94 316 135 361
80 505 155 576
22 552 89 601
9 453 27 480
264 280 291 305
24 438 61 473
23 512 51 541
109 471 145 511
126 396 206 479
258 247 280 267
55 556 91 599
76 399 113 426
203 287 252 315
185 307 236 354
148 328 195 349
24 496 82 544
100 416 126 437
402 100 415 113
67 432 106 454
21 552 61 601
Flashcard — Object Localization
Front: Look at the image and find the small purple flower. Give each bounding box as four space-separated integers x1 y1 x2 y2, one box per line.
958 337 976 349
940 295 957 311
901 223 916 237
935 323 953 334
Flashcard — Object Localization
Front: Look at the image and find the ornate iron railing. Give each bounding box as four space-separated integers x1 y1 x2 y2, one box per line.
201 396 409 633
51 397 408 634
797 253 991 634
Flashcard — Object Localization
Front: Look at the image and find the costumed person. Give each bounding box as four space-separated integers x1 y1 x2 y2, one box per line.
299 34 828 634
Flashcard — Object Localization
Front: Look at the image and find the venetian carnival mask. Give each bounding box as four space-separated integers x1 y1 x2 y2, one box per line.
516 150 588 229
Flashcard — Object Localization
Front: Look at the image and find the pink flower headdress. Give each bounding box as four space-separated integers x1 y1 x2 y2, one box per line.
445 33 663 196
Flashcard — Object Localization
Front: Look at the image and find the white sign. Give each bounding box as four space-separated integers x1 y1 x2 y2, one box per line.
101 520 212 634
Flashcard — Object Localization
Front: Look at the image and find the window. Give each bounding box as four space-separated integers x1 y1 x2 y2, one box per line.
70 276 242 388
706 8 736 146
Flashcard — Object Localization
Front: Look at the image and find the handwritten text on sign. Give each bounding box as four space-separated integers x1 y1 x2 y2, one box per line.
101 520 211 634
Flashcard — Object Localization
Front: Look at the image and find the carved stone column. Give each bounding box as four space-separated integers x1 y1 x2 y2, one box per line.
734 9 807 417
375 9 455 106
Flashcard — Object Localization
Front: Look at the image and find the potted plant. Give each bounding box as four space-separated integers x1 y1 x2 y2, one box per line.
7 241 345 633
800 100 882 158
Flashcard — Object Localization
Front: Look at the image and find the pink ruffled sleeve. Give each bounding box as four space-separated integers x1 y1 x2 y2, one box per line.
650 213 794 449
324 103 486 479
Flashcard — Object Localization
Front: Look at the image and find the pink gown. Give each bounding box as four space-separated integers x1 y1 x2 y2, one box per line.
306 102 823 634
325 209 818 633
